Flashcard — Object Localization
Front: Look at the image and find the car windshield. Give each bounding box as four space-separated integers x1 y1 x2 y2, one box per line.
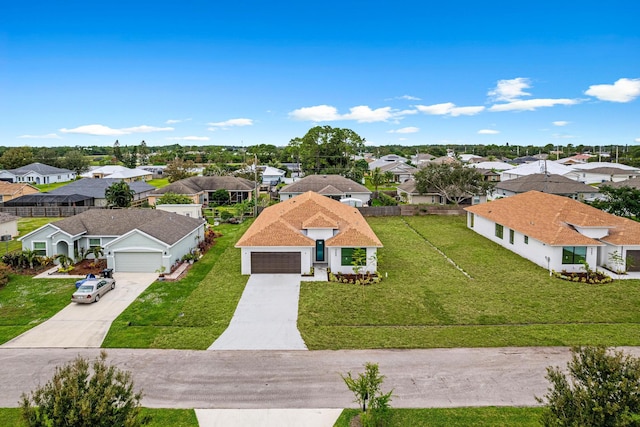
77 285 94 293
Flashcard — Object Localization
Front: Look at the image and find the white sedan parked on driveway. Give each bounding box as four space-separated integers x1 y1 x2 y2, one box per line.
71 278 116 304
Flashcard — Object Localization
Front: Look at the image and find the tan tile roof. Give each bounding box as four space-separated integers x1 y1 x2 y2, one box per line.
465 190 640 246
236 191 382 248
303 212 338 229
0 182 39 196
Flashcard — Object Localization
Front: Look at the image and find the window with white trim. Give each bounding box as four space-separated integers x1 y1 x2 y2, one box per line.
33 242 46 256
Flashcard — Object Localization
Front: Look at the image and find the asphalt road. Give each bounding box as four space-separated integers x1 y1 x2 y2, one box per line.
5 346 638 409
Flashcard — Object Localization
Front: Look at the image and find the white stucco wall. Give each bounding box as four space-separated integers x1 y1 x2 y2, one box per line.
0 220 18 238
156 204 203 218
468 212 598 274
327 246 378 274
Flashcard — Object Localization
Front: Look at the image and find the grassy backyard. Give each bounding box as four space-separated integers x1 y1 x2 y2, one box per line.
298 215 640 349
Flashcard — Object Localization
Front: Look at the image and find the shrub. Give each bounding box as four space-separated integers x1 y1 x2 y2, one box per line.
342 362 393 427
537 346 640 426
0 263 10 288
20 351 150 427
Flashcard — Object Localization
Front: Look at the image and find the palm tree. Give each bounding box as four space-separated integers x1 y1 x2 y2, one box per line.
370 167 384 196
105 181 135 208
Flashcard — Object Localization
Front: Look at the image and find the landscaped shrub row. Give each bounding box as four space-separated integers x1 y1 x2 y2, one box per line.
553 270 613 284
328 272 381 285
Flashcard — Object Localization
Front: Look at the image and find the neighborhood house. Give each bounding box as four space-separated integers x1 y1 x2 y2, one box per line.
236 191 382 275
464 191 640 276
20 209 206 273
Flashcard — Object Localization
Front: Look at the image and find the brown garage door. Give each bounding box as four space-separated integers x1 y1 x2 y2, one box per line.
627 250 640 272
251 252 301 274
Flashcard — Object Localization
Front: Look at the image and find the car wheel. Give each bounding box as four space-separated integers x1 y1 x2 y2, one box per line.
94 294 100 303
111 282 115 289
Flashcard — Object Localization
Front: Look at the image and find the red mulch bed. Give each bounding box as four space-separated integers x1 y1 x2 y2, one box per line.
71 259 108 276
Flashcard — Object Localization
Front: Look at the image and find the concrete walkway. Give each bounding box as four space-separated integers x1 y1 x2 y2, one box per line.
208 274 307 350
2 272 157 348
195 409 342 427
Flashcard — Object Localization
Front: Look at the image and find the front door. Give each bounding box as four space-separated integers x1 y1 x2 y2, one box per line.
315 240 325 262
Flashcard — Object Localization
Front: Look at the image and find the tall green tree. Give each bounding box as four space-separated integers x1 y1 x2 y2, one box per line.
62 150 91 175
34 148 61 168
590 185 640 220
537 346 640 426
113 140 122 163
21 351 150 427
164 158 196 183
138 140 150 165
0 146 34 169
289 126 365 175
105 181 135 208
413 163 494 205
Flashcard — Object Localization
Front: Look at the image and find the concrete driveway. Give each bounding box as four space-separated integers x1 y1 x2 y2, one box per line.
209 274 307 350
1 273 157 348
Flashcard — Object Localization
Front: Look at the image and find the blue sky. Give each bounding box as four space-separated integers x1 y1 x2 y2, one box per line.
1 1 639 149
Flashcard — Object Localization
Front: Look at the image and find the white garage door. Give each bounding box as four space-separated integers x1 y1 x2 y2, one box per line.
114 251 162 273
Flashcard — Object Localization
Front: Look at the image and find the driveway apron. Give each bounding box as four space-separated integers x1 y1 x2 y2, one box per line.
1 273 157 348
209 274 307 350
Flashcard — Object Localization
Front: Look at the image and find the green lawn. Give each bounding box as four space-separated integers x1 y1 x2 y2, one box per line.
33 182 69 192
102 222 250 349
298 215 640 349
4 217 62 253
0 275 76 344
0 408 198 426
147 178 170 188
334 407 544 426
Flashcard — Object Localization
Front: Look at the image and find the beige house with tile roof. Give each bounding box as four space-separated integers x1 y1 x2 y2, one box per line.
0 182 39 203
236 191 382 275
465 191 640 275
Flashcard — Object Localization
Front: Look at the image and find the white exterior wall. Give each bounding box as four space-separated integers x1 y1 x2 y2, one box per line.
239 246 311 275
156 204 203 218
468 213 598 274
306 228 335 240
327 246 378 274
578 171 638 184
0 220 18 238
105 232 169 272
279 191 371 205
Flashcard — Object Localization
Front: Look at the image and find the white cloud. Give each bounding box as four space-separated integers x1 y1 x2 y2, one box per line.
488 78 532 102
122 125 174 133
60 124 173 136
635 138 640 143
415 103 484 116
18 133 62 139
553 121 570 126
166 136 210 141
343 106 394 123
166 118 191 124
585 78 640 102
207 118 254 130
388 127 419 134
478 129 500 134
61 124 125 136
289 104 414 123
397 95 421 101
289 105 340 121
489 98 579 112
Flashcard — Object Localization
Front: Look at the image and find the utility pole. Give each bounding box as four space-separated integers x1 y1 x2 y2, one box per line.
254 153 258 217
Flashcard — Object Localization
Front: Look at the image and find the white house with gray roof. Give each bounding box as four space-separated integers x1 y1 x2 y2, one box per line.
0 162 76 184
279 174 371 205
20 209 206 273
